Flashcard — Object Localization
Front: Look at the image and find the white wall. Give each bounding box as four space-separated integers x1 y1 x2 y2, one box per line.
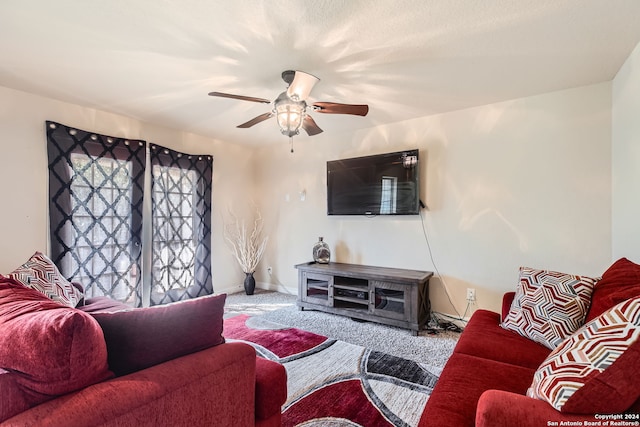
612 41 640 261
0 79 617 314
254 83 613 315
0 85 253 294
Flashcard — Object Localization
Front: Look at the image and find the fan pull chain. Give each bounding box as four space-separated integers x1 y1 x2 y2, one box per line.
290 137 294 153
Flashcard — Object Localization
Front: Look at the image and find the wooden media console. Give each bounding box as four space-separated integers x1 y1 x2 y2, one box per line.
295 262 433 335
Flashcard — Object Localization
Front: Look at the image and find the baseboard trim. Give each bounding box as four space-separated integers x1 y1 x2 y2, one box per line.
215 283 245 295
256 281 297 296
217 281 297 296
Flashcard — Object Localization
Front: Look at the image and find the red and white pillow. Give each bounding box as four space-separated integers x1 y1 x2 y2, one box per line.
501 267 597 349
8 251 82 307
527 296 640 413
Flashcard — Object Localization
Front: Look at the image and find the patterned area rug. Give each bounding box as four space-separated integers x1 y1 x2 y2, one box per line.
224 314 438 427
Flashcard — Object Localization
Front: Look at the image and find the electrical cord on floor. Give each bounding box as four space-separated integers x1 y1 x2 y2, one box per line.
433 310 468 331
424 307 468 334
419 209 464 319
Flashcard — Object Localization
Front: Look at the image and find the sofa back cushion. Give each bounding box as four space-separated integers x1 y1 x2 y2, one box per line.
527 295 640 414
91 293 226 376
0 277 112 422
586 257 640 322
501 267 597 349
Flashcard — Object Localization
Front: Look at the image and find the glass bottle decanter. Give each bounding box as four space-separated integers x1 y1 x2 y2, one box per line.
312 237 331 264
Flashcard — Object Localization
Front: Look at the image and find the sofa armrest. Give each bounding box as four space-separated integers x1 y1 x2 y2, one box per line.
1 342 257 427
476 389 604 427
255 357 287 421
501 292 516 321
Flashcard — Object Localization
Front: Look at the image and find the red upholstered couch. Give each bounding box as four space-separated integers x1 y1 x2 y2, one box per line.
2 343 286 427
419 258 640 427
0 279 287 427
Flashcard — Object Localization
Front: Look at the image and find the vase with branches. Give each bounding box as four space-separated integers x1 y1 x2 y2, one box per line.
224 207 268 295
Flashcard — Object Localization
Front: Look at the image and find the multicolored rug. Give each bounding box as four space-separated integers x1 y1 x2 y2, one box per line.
224 314 438 427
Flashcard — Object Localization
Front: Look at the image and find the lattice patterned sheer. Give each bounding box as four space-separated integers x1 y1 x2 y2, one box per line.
47 121 146 306
150 144 213 305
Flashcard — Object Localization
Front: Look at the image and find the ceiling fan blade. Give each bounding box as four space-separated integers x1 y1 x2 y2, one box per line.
313 102 369 116
286 71 319 101
208 91 271 104
302 115 323 136
237 112 273 128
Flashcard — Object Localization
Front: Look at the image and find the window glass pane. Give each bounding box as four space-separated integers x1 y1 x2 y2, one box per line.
152 164 197 298
68 152 137 304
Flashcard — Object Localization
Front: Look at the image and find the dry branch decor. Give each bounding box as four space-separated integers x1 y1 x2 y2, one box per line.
224 208 268 275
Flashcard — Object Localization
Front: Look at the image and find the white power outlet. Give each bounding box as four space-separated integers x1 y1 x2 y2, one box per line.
466 288 476 302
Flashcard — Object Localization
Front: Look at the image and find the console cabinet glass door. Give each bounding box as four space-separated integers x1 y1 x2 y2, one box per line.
301 272 333 306
370 280 409 321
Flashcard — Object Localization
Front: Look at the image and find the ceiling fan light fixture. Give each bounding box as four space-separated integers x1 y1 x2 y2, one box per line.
208 70 367 143
275 92 306 137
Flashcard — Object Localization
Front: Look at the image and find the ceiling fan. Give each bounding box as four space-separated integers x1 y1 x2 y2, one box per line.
208 70 369 140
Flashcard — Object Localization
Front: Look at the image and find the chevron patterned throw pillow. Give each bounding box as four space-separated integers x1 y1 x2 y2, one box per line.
501 266 597 349
527 296 640 413
8 251 81 307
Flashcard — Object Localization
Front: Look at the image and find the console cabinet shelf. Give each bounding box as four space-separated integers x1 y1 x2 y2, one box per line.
295 262 433 335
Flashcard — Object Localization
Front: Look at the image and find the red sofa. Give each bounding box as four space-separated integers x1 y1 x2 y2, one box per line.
0 279 287 427
419 259 640 427
2 343 286 427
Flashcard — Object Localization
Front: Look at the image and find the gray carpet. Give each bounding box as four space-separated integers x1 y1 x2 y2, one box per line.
224 289 458 375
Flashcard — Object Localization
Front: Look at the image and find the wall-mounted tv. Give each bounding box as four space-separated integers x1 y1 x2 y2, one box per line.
327 149 420 216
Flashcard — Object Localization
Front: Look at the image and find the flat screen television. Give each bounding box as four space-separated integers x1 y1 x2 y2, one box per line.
327 149 420 216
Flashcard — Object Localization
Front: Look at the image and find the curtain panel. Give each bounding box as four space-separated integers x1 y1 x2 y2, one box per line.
46 121 146 306
149 144 213 305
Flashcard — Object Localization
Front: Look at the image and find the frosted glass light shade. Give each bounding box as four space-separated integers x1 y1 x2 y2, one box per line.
276 102 304 137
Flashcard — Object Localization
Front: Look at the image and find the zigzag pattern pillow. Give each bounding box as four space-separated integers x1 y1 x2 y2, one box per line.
501 267 597 349
527 296 640 413
8 251 81 307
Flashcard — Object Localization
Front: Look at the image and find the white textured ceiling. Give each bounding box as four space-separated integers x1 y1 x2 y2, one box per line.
1 0 640 146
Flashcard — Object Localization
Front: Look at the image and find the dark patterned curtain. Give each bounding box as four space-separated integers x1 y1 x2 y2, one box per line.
47 121 146 306
150 144 213 305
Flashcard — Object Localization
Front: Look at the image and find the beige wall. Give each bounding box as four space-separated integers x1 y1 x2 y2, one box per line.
254 83 613 316
0 78 618 316
0 85 254 294
612 41 640 260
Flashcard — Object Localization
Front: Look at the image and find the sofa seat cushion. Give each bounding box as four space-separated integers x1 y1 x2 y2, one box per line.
419 353 537 427
454 309 551 369
528 296 640 414
255 357 287 420
476 389 609 427
0 277 112 422
90 293 226 376
502 266 597 349
586 257 640 322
